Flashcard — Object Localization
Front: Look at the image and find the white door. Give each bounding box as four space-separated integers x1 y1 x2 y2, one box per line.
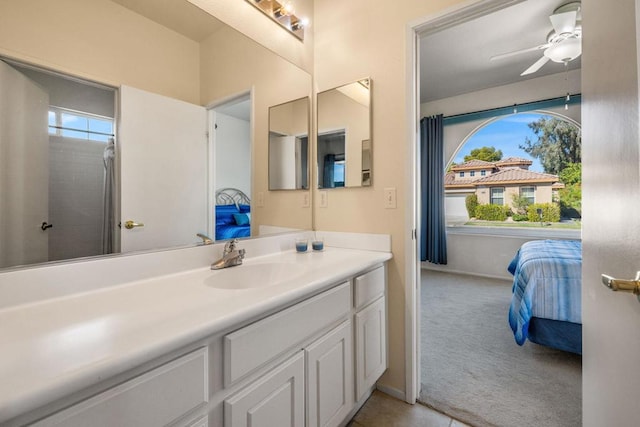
269 135 297 189
119 86 207 253
582 0 640 424
306 320 353 427
224 351 305 427
355 297 387 400
0 60 49 268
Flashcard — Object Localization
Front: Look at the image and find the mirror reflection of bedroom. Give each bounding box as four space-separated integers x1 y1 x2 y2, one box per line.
418 1 582 426
212 96 252 241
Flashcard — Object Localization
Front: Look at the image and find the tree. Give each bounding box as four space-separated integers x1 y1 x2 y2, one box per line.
463 146 503 162
559 162 582 185
558 162 582 218
519 117 581 175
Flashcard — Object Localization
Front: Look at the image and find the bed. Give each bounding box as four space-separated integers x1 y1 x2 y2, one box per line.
507 239 582 354
215 188 251 241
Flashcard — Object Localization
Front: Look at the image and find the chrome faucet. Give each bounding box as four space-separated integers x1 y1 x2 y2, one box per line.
211 239 245 270
196 233 213 245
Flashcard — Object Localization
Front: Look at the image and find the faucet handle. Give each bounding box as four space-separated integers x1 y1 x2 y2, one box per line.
224 238 238 252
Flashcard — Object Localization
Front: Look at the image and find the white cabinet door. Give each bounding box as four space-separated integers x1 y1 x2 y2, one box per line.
355 297 387 400
119 85 208 253
224 351 305 427
306 320 353 427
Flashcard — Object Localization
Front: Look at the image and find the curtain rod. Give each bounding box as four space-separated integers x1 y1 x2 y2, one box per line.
440 93 582 126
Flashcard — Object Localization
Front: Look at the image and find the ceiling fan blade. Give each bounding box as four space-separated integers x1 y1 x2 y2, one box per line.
490 43 550 61
521 56 550 76
549 10 577 34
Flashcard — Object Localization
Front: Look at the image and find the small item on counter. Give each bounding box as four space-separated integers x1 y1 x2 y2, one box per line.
295 238 308 252
312 237 324 251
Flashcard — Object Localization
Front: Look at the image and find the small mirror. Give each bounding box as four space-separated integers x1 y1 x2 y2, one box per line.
268 97 310 190
317 78 371 188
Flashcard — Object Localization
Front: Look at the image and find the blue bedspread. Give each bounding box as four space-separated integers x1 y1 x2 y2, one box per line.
508 239 582 346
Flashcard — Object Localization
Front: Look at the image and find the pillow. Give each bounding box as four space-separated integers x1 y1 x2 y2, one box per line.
233 213 250 226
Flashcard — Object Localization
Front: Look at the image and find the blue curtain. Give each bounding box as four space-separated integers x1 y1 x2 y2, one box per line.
323 154 335 188
420 115 447 264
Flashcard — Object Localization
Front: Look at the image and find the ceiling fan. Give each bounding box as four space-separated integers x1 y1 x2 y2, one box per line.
491 1 582 76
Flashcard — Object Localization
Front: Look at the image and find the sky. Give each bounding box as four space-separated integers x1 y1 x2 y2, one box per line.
452 113 552 172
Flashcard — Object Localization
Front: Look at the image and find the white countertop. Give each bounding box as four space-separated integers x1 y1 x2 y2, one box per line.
0 247 391 423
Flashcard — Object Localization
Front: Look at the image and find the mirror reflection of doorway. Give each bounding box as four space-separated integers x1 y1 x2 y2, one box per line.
211 95 252 241
317 130 346 188
0 59 116 268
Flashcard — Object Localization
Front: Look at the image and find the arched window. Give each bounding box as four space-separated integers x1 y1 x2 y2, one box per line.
445 112 581 229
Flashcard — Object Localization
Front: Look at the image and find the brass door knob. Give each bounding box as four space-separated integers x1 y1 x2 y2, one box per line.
124 220 144 230
602 272 640 302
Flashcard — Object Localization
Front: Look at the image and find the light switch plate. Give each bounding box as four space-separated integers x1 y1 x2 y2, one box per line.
302 192 310 208
384 187 397 209
319 191 328 208
256 191 265 207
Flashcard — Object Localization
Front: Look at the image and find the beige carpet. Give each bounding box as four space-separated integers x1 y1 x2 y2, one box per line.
419 270 581 427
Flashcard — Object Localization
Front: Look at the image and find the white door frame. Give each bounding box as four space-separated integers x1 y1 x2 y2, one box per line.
404 0 526 404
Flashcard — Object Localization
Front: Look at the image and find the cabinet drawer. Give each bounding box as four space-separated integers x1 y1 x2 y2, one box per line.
354 266 385 310
34 348 208 427
224 282 350 386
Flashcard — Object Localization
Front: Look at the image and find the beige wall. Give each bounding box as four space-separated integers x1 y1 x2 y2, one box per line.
0 0 201 104
313 0 488 397
187 0 314 74
200 23 313 233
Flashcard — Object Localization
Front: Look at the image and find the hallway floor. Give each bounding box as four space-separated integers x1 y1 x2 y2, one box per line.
348 391 471 427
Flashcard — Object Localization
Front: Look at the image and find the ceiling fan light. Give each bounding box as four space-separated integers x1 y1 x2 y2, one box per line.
544 37 582 63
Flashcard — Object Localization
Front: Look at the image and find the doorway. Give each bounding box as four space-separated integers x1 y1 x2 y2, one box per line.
209 93 252 241
411 1 583 425
0 58 116 268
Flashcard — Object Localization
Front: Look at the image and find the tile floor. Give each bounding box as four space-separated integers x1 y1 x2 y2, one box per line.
347 391 471 427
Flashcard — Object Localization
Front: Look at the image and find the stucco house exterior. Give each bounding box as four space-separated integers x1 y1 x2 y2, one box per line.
444 157 563 221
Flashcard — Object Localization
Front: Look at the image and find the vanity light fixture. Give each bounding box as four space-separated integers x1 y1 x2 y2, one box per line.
245 0 307 41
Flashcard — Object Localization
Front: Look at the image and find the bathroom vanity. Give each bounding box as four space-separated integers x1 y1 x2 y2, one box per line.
0 235 390 427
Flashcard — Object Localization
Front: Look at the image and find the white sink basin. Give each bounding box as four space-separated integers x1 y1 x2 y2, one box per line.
204 262 308 290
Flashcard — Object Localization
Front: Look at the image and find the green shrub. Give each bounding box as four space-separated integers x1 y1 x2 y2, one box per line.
465 194 479 219
527 203 560 222
475 204 507 221
512 213 529 222
511 193 531 215
504 206 513 217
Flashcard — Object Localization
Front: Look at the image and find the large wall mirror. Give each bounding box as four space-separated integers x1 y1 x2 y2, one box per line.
0 0 312 271
317 78 372 188
268 97 310 190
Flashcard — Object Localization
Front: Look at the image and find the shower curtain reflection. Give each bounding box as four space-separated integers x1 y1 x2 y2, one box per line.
102 138 116 254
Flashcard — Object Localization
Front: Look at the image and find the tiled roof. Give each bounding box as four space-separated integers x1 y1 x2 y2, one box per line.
444 171 476 188
450 159 495 170
496 157 532 166
473 168 558 184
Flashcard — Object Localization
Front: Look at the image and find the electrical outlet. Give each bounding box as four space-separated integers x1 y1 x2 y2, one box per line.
256 191 265 207
384 187 397 209
319 191 328 208
302 192 310 208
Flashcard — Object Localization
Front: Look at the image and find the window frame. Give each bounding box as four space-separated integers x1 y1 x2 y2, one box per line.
48 106 114 142
520 186 536 205
490 187 505 205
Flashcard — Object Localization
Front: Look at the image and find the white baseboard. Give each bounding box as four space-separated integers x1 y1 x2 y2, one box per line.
421 264 510 282
376 383 406 402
